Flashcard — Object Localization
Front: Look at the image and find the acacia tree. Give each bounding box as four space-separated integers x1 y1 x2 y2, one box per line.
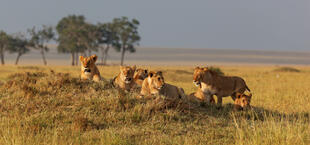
56 15 99 65
0 31 11 65
97 22 119 65
113 17 140 65
28 25 55 65
8 34 30 65
56 15 88 66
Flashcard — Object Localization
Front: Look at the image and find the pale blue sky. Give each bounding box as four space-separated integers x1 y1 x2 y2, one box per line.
1 0 310 50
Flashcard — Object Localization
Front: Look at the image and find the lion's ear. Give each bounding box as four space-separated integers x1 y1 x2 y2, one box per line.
132 65 136 71
203 67 208 71
91 55 97 62
248 93 252 99
79 56 84 62
157 71 163 76
195 66 200 69
120 66 124 71
148 71 155 77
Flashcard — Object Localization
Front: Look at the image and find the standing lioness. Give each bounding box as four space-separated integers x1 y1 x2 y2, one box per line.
79 55 101 82
193 67 250 105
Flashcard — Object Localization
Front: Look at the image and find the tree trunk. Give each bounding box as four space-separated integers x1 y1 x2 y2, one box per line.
0 48 4 65
15 53 21 65
71 52 75 66
103 45 110 65
40 48 47 65
101 46 105 64
88 49 91 56
120 46 125 66
75 52 79 66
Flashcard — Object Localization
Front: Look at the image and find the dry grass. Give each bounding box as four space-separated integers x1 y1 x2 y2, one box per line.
0 65 309 145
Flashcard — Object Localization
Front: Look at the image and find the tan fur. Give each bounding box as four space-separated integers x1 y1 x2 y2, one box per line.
139 71 186 99
113 66 136 91
134 68 148 87
193 67 251 105
234 93 252 110
189 88 215 103
79 55 101 82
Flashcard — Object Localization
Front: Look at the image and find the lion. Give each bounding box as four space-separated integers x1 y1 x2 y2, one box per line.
113 65 136 91
79 55 101 82
193 67 251 105
134 68 148 87
234 93 252 110
189 88 215 104
139 71 186 99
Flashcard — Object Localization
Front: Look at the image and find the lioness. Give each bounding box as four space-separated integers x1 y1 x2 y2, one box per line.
79 55 101 82
139 71 186 99
234 93 252 110
193 67 251 105
134 68 148 87
189 89 215 103
113 66 136 91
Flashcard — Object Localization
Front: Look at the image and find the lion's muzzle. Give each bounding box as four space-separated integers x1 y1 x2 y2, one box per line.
84 68 91 73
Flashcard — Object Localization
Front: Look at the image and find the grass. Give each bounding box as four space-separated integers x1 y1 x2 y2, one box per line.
0 65 309 145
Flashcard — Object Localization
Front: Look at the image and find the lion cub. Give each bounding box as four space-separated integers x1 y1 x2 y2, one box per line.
113 66 136 91
79 55 101 82
139 71 186 99
134 68 148 87
234 93 252 110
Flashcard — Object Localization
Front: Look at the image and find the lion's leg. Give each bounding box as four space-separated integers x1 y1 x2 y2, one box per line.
231 92 237 101
217 96 223 105
93 74 100 82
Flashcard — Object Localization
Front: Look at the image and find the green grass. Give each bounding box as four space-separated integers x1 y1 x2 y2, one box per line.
0 65 309 145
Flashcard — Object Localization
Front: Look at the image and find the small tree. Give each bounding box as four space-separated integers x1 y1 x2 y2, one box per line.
28 25 55 65
56 15 97 65
8 34 30 65
113 17 140 65
97 22 119 65
0 31 11 65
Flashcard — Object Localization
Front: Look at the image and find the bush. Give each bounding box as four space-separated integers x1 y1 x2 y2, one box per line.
273 67 301 73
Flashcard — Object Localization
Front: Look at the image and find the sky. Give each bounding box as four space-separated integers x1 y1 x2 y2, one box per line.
1 0 310 51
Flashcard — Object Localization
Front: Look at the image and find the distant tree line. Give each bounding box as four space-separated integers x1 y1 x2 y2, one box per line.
0 15 140 66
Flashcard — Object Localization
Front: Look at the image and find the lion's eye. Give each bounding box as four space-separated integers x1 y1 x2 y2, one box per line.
158 78 161 81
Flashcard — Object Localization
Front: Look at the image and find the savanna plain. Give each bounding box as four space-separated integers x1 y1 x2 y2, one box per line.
0 65 309 145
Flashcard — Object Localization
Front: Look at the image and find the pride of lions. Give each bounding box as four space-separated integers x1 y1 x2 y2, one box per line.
80 55 252 110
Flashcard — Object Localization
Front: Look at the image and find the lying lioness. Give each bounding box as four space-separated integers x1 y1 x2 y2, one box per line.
234 93 252 110
189 88 215 104
79 55 101 82
139 71 186 99
193 67 251 105
134 68 148 87
113 66 136 91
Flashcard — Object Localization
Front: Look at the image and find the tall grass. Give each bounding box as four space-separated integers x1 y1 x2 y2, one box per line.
0 65 309 145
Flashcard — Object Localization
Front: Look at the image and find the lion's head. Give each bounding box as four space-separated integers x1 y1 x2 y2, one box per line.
193 67 219 86
234 93 252 110
120 65 136 84
193 67 208 86
134 69 148 80
79 55 98 73
148 71 165 90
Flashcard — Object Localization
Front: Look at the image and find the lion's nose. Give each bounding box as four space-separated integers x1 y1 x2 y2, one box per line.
126 77 132 81
84 69 91 73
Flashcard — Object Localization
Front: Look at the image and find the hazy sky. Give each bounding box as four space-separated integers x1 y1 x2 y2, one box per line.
1 0 310 50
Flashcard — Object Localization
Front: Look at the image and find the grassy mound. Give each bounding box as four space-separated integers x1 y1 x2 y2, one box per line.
274 67 301 73
0 71 309 145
